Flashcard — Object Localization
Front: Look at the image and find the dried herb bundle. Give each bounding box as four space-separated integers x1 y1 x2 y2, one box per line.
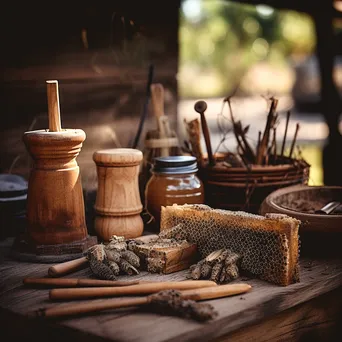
85 236 141 280
190 249 241 284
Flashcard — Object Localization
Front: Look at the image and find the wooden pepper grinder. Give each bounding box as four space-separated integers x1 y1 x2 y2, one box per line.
93 148 144 241
13 80 97 261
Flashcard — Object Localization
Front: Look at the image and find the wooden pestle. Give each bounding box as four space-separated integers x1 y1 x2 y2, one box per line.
194 100 215 166
32 283 252 318
49 280 217 300
23 277 145 288
46 80 62 132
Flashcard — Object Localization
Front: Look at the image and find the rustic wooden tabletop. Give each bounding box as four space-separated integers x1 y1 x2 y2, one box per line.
1 237 342 342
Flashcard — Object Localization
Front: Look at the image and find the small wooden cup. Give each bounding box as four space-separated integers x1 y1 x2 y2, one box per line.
93 148 144 241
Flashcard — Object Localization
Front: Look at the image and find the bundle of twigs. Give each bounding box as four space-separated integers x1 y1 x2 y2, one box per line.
223 96 301 167
183 95 304 171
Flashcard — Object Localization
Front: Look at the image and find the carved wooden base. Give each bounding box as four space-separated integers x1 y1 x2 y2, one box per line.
10 234 97 263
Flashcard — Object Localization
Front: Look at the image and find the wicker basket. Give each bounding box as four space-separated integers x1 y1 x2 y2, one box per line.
198 155 310 214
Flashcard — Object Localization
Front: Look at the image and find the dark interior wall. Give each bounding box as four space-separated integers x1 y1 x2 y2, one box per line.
0 1 181 190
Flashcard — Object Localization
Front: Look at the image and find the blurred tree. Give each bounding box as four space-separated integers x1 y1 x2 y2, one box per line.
179 0 316 97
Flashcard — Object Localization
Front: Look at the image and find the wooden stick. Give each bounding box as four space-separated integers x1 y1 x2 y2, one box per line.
194 101 215 166
150 83 168 156
46 80 61 132
273 127 277 160
132 64 154 149
281 111 291 157
23 278 144 288
234 121 255 162
257 131 262 153
31 283 251 318
289 123 300 159
184 118 204 167
255 98 278 164
48 257 88 277
227 98 247 158
49 280 217 300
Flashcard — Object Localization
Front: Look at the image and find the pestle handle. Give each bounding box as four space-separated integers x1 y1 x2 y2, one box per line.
49 280 217 300
46 80 62 132
48 257 88 277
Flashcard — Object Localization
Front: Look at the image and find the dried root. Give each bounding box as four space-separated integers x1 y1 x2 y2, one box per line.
149 290 217 321
85 236 142 280
190 249 241 284
89 258 116 280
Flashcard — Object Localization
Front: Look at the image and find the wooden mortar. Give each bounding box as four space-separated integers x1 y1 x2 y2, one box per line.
13 80 97 261
93 148 144 241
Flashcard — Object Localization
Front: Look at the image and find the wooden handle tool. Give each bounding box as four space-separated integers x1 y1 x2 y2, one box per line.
23 277 144 288
194 100 215 166
49 280 217 300
150 83 169 156
32 283 251 318
46 80 62 132
48 257 88 277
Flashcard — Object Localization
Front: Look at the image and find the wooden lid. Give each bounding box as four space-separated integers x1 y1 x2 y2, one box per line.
23 129 86 144
93 148 143 166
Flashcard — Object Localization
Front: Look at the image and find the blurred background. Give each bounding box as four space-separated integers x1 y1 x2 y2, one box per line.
177 0 342 186
1 0 342 190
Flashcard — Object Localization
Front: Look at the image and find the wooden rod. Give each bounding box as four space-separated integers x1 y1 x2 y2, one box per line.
31 283 251 318
33 297 149 318
289 123 300 159
255 98 278 164
49 280 217 300
46 80 62 132
23 277 143 288
48 257 88 277
281 110 291 157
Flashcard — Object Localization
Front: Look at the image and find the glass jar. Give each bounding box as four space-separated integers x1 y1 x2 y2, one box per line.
145 156 204 231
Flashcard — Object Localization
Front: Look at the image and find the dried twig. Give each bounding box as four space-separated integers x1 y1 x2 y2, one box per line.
289 123 300 159
225 97 247 157
281 111 291 157
273 128 277 160
234 121 255 162
255 98 278 165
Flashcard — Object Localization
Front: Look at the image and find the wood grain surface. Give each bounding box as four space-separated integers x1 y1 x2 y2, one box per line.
1 238 342 342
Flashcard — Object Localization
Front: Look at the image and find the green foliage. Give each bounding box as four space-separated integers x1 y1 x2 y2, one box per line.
179 0 316 98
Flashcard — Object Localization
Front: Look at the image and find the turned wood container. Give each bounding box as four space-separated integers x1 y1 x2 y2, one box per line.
23 129 88 245
93 148 144 241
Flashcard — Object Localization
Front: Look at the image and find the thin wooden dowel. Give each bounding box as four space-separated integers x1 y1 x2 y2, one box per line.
273 127 277 160
46 80 61 132
289 123 300 159
281 111 291 157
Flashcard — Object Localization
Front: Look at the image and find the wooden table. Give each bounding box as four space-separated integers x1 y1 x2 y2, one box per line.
1 238 342 342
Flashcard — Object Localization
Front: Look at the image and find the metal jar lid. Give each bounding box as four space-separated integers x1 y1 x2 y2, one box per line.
151 156 198 174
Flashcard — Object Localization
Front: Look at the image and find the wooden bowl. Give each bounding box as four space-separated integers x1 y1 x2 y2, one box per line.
260 184 342 233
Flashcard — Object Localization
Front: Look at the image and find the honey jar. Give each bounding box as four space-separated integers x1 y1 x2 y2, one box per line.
145 156 204 231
